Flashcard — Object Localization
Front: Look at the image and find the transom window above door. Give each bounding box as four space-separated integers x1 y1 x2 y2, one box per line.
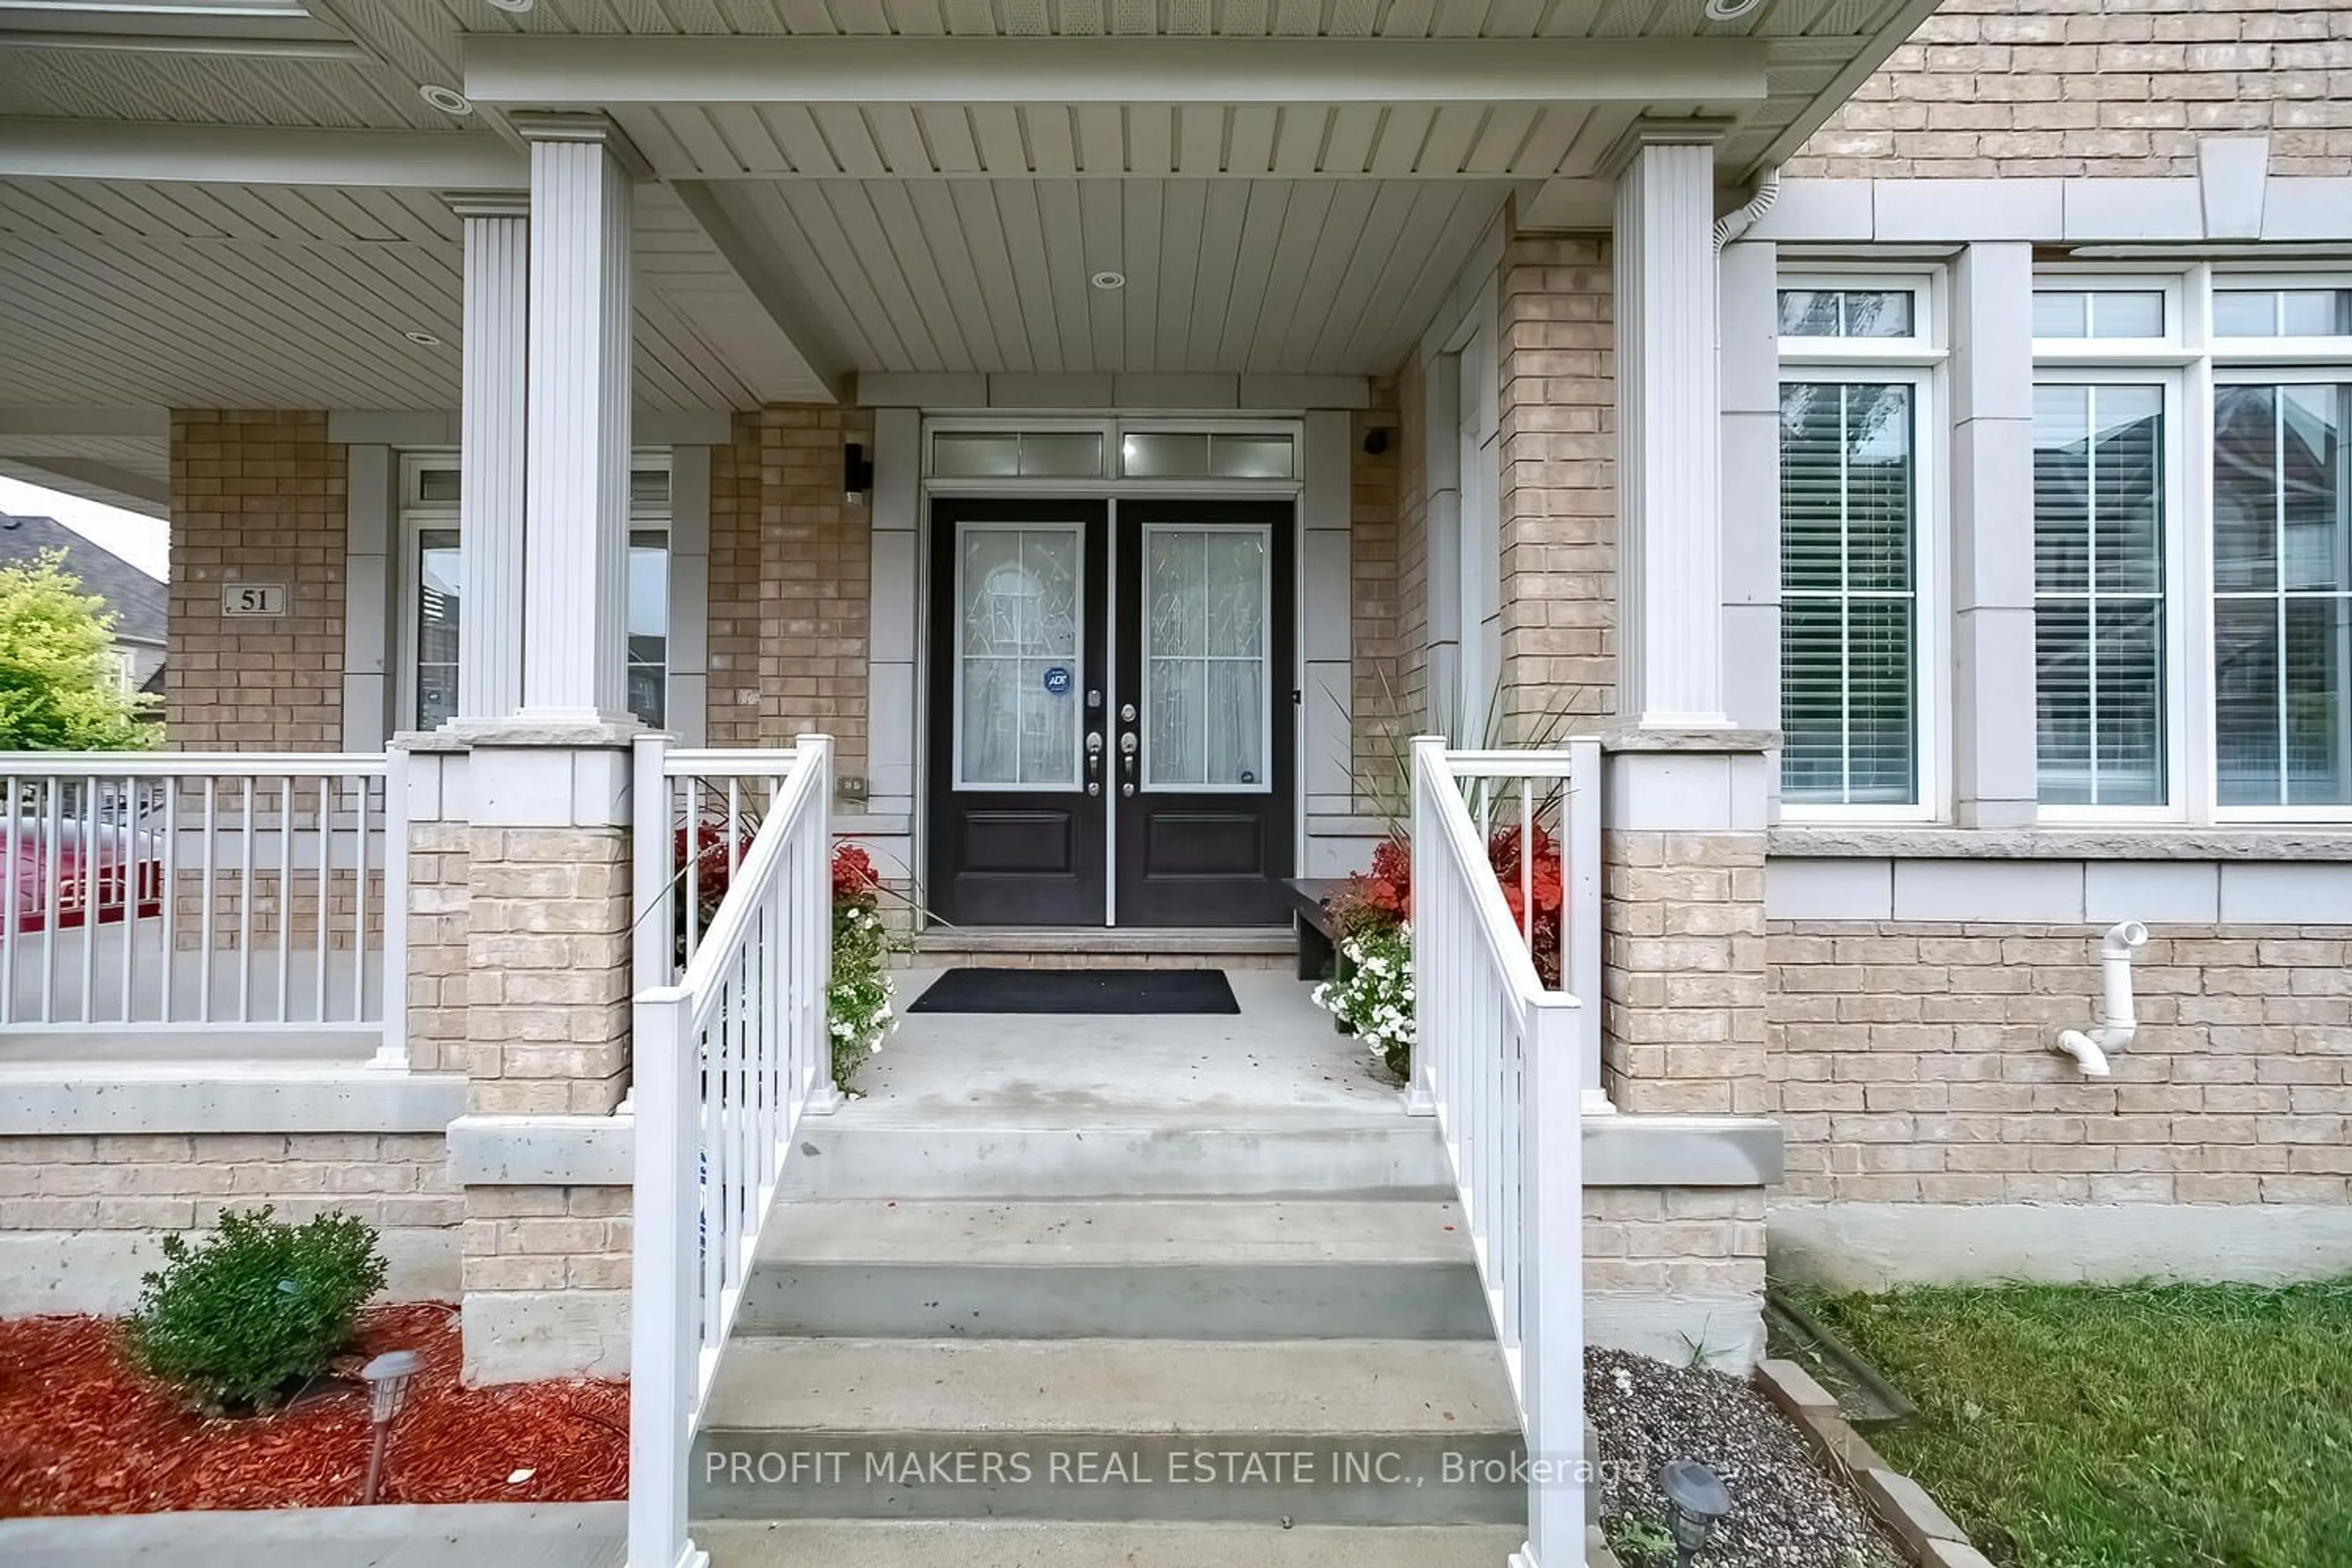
924 421 1298 485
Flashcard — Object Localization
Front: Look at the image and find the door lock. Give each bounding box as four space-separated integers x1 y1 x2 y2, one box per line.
1085 731 1103 775
1119 702 1137 723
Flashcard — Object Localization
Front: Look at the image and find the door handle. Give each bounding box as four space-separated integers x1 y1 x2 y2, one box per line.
1085 731 1103 775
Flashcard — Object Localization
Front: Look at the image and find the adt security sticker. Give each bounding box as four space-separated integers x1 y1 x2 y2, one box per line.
1042 666 1072 696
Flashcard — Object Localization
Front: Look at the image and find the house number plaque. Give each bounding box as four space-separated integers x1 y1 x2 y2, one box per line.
221 584 288 617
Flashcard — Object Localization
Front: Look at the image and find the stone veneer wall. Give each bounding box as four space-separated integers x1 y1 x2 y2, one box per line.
0 1132 459 1314
758 406 874 775
1771 921 2352 1206
1789 0 2352 178
704 412 769 749
1602 827 1773 1118
1392 357 1431 747
1585 1186 1769 1366
167 410 348 750
462 826 631 1117
1496 227 1616 743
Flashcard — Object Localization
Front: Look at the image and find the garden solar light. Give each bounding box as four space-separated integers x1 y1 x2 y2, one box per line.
358 1350 419 1506
1660 1457 1733 1564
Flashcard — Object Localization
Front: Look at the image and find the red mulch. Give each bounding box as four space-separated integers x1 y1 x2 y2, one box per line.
0 1303 628 1517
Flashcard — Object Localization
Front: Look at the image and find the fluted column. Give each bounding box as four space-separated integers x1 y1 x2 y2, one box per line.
1608 123 1731 731
449 192 529 722
518 114 637 725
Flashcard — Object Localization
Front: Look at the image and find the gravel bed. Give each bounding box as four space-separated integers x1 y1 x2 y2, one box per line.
1587 1347 1904 1568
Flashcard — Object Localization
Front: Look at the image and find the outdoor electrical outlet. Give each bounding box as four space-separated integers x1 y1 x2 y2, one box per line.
837 775 869 802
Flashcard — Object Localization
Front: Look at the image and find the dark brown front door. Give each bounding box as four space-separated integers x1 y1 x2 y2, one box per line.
925 496 1294 927
925 499 1108 926
1110 500 1295 927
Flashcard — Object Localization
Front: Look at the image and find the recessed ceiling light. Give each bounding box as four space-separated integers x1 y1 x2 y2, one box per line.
419 84 473 115
1091 270 1125 290
486 0 534 10
1703 0 1762 18
404 330 443 347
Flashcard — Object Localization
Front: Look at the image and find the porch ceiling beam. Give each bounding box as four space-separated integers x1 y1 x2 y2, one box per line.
0 456 169 518
0 119 526 189
669 181 852 405
463 36 1769 108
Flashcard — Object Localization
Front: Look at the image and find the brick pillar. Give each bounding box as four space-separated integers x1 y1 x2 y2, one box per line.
1599 735 1772 1117
452 736 636 1383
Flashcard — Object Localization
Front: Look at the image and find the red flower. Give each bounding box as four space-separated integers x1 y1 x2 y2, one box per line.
831 843 879 900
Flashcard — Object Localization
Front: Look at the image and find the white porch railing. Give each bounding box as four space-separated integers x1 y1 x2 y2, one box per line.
1409 734 1588 1568
0 752 395 1036
631 743 805 992
629 733 836 1568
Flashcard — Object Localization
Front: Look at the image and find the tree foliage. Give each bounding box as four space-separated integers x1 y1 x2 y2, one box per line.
0 549 159 750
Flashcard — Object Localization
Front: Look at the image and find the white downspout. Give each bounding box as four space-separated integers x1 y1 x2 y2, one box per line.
1713 166 1782 252
2052 921 2150 1077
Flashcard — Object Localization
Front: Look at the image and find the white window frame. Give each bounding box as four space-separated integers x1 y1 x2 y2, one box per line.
2027 364 2192 824
948 518 1087 794
395 450 673 732
1776 269 1948 823
1137 520 1275 796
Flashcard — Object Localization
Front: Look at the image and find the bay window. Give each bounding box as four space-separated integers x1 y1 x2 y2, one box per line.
399 453 673 731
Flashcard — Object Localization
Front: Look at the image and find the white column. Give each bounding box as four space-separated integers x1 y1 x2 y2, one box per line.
1719 239 1782 739
518 115 638 726
1609 125 1730 731
1951 242 2039 825
449 192 529 722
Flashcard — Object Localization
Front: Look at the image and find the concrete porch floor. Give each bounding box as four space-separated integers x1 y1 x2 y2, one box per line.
853 966 1398 1123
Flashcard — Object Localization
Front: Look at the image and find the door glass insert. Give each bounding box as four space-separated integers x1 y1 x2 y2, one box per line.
956 524 1083 788
1142 524 1270 790
416 527 460 729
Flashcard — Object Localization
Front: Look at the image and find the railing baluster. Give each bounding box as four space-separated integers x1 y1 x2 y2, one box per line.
238 780 254 1023
42 777 61 1022
4 772 20 1025
160 777 177 1025
200 777 216 1021
276 777 293 1023
353 774 370 1024
316 776 331 1025
80 772 98 1023
120 776 137 1025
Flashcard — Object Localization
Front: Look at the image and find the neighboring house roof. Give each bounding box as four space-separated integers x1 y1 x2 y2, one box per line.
0 513 167 649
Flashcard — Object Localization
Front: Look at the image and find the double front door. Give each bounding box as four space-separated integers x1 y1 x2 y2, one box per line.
925 497 1295 927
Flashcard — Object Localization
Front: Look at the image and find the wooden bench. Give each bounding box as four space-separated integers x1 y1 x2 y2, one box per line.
1283 877 1350 982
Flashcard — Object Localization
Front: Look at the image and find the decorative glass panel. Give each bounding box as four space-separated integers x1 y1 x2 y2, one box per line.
1121 432 1211 478
416 468 461 505
2034 290 2164 340
1779 382 1918 805
2215 288 2352 339
1143 526 1269 790
933 432 1022 477
628 529 668 729
2214 382 2352 805
415 528 460 729
2034 384 2168 806
955 525 1082 788
1777 289 1915 340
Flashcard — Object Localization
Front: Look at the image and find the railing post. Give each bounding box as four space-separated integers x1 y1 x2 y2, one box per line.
797 733 842 1117
633 733 675 1000
628 988 703 1568
1404 734 1447 1118
373 750 411 1069
1520 994 1588 1568
1566 737 1609 1115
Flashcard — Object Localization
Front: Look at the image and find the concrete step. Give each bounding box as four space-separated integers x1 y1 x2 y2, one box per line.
698 1520 1525 1567
691 1338 1526 1526
782 1117 1452 1199
737 1199 1490 1340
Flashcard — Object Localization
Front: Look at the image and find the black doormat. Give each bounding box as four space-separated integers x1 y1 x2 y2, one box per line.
908 967 1240 1015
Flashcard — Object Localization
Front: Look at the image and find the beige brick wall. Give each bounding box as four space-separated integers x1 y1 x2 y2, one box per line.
1604 831 1771 1116
1771 921 2352 1205
1586 1185 1768 1311
1393 357 1432 748
757 406 874 773
168 411 347 750
1497 227 1616 742
459 1183 631 1295
1352 380 1404 813
706 413 768 749
462 826 630 1115
1790 0 2352 179
404 818 469 1076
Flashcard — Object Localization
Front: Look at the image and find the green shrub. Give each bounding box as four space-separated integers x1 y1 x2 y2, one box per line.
126 1205 388 1414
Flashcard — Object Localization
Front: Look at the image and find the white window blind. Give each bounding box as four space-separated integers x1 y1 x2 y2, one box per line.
2034 384 2168 806
2212 382 2352 807
1780 380 1920 805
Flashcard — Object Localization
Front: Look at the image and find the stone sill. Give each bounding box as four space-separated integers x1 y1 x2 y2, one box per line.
1771 826 2352 862
0 1065 464 1136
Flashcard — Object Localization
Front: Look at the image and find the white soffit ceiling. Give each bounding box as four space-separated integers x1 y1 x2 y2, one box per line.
0 177 825 410
708 175 1509 376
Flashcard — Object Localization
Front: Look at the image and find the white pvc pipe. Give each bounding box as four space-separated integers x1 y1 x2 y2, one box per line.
2052 920 2150 1078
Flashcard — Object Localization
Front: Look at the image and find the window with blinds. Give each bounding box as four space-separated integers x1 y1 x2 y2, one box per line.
2034 385 2168 807
2212 382 2352 807
1780 380 1920 805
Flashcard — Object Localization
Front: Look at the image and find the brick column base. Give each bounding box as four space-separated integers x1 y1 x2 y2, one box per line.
1602 826 1770 1115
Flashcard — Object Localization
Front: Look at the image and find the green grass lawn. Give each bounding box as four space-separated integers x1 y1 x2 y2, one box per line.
1786 1278 2352 1568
